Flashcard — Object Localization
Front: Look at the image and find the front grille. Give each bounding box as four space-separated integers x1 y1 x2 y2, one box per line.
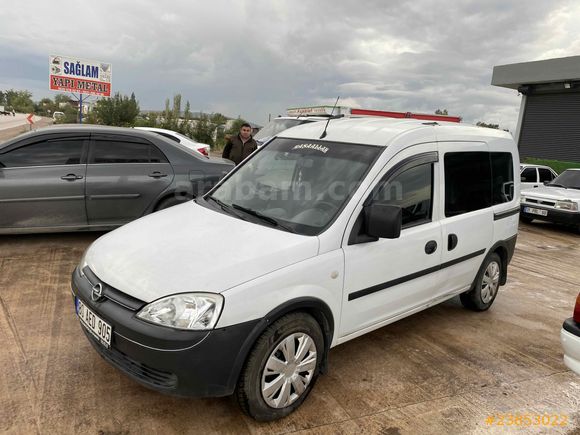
83 267 144 311
86 331 178 390
525 198 556 207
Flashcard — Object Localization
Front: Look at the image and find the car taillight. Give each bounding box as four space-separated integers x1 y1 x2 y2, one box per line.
574 293 580 323
198 148 208 156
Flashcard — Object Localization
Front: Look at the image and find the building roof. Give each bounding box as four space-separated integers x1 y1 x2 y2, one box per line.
492 55 580 89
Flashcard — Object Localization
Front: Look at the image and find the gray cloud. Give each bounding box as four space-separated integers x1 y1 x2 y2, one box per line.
1 0 580 131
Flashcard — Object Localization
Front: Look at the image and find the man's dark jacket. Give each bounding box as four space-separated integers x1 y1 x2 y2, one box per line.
222 134 257 165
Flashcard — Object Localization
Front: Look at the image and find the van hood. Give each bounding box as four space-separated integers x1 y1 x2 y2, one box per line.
84 201 319 303
521 186 580 201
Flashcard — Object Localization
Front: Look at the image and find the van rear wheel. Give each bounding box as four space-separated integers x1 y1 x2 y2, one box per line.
460 253 502 311
236 313 324 421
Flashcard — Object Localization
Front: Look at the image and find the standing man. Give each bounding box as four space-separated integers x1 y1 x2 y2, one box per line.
222 123 257 165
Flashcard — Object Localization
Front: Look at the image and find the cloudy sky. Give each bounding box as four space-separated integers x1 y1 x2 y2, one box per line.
2 0 580 130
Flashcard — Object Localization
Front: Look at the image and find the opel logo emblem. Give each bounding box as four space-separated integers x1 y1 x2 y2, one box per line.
91 283 103 302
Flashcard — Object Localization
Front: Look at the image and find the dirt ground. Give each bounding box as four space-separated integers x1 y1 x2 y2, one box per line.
1 222 580 434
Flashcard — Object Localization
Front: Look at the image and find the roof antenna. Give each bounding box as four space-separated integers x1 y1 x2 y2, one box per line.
319 96 340 139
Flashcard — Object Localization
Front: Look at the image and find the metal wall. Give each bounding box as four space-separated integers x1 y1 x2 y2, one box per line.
518 91 580 162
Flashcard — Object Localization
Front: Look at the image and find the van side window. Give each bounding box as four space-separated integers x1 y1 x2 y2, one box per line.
444 152 491 217
491 152 514 204
374 163 433 227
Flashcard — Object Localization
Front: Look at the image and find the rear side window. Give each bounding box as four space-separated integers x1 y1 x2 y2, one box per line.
538 168 555 182
520 167 537 183
490 152 514 204
0 139 84 168
91 140 168 164
374 163 433 227
445 152 491 217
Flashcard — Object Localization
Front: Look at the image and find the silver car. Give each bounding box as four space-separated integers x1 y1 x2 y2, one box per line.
0 125 234 234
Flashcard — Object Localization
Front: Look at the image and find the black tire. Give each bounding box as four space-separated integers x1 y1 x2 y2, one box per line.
236 312 324 421
520 215 533 224
154 195 192 211
460 253 502 312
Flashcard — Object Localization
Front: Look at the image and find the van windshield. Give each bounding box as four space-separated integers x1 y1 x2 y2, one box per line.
207 138 382 235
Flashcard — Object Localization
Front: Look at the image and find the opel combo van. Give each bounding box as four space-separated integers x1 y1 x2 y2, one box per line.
72 118 520 421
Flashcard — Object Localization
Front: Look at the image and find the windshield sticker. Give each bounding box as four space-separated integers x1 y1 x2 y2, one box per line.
292 143 329 154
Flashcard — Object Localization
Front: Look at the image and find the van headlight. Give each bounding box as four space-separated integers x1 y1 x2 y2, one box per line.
136 293 224 330
555 200 579 211
520 195 527 204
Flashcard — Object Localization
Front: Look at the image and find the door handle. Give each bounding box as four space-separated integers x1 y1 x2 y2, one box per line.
425 240 438 255
61 174 83 181
448 234 458 251
148 172 167 178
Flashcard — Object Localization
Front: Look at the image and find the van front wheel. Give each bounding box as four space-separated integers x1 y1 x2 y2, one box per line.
460 253 502 311
236 313 324 421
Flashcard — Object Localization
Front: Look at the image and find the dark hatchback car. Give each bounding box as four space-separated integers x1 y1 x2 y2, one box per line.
0 125 234 234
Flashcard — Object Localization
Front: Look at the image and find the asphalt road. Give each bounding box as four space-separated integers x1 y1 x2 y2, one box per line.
0 114 52 144
1 223 579 434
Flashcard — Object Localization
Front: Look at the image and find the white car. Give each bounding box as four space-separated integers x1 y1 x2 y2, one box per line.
72 118 519 421
561 293 580 376
520 169 580 230
520 163 558 191
135 127 210 157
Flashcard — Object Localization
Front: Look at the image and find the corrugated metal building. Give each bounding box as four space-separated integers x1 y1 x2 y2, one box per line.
492 56 580 163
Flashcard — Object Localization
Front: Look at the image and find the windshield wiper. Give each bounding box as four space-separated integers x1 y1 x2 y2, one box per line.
231 203 296 233
547 183 567 188
206 195 247 220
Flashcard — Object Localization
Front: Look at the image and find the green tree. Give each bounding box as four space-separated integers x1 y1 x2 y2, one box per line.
192 114 215 145
3 89 34 113
435 108 448 115
93 92 140 126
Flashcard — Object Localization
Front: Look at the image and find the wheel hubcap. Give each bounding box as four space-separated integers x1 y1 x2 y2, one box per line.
261 332 317 409
481 261 500 303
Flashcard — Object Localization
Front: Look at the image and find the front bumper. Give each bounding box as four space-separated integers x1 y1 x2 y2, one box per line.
561 318 580 376
520 204 580 226
71 266 259 397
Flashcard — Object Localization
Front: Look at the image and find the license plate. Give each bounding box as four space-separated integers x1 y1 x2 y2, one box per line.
76 298 112 348
524 206 548 217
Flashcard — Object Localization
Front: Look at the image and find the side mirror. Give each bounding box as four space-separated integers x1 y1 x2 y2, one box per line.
520 176 527 182
543 180 549 185
364 204 402 239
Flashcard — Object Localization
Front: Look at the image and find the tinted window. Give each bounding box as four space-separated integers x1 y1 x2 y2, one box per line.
521 167 537 182
374 164 433 227
538 168 555 182
445 152 491 217
0 139 84 168
491 152 514 204
91 140 168 164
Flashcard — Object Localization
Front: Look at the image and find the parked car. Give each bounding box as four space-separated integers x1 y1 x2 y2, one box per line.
72 118 519 421
520 168 580 230
135 127 211 157
520 163 558 191
0 125 233 234
561 292 580 376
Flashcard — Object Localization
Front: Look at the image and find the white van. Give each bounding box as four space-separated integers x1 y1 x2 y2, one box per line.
72 118 520 421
